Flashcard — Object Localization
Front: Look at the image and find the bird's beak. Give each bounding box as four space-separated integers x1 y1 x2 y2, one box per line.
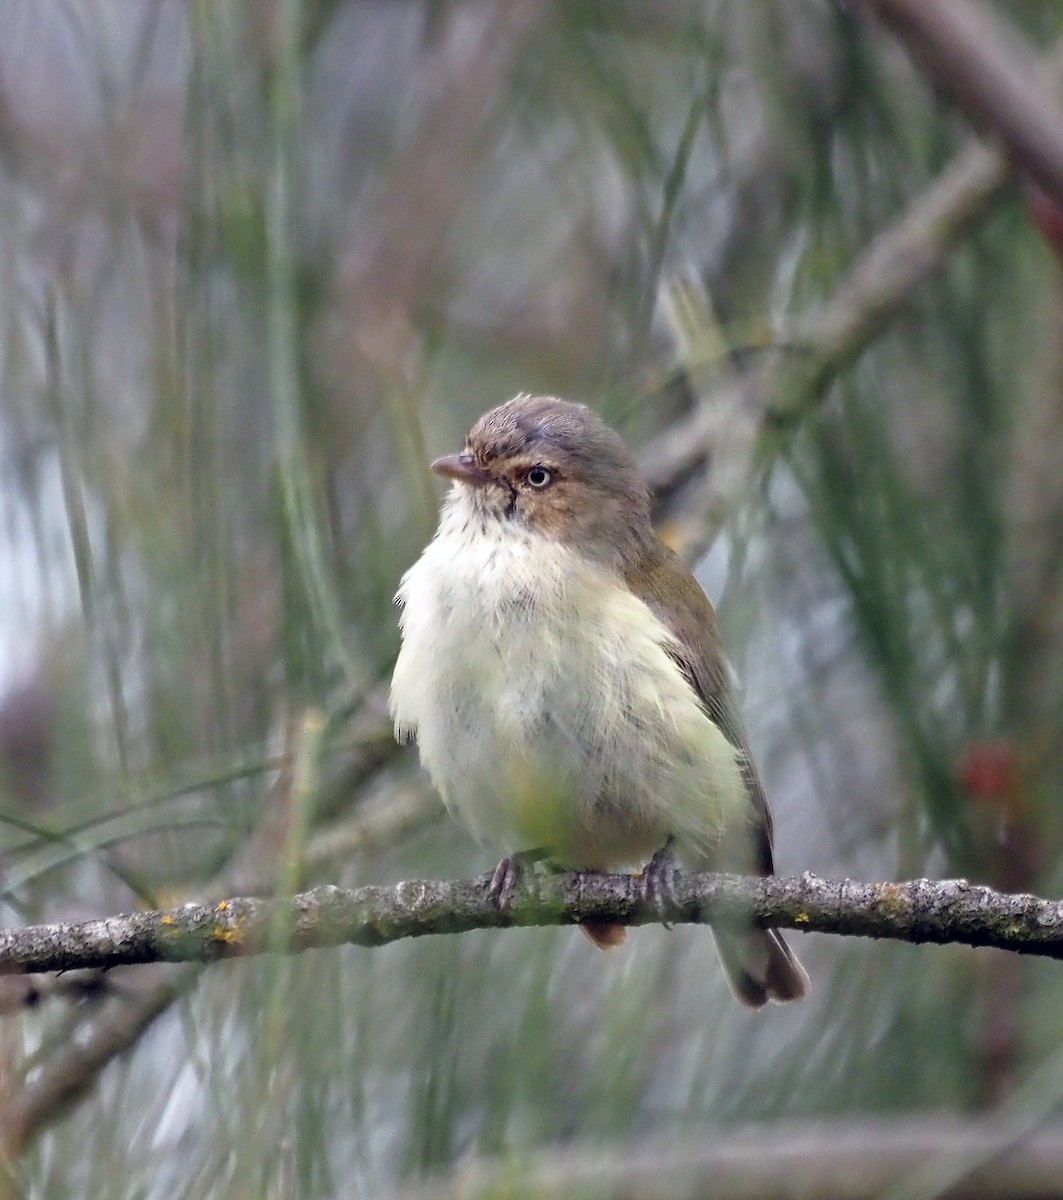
431 453 492 487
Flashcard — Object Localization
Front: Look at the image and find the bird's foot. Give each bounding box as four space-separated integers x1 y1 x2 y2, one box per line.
637 837 679 927
486 849 546 914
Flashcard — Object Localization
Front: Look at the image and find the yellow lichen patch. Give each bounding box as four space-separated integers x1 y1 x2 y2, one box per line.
872 883 909 913
160 915 176 926
216 900 229 912
795 912 810 924
212 924 244 944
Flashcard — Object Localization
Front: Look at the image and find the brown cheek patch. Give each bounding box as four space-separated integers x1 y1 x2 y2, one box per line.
519 481 578 538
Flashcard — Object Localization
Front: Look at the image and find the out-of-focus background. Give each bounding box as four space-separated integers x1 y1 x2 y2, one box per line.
1 1 1063 1196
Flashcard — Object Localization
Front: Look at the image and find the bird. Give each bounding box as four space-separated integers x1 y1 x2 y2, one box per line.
390 393 809 1007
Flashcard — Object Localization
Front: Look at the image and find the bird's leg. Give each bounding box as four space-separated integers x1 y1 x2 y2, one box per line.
637 836 679 927
487 848 548 913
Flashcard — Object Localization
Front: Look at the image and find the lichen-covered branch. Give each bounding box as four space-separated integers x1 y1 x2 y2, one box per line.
3 871 1063 975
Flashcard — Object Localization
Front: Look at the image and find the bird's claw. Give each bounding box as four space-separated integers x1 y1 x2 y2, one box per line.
488 854 522 914
486 848 551 915
638 838 679 927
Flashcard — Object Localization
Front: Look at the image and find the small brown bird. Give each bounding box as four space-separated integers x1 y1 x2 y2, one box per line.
390 394 809 1006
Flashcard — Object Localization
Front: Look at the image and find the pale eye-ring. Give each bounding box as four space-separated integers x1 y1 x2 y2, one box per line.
526 466 552 489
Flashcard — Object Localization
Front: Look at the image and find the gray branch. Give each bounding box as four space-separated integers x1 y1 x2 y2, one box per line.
4 871 1063 975
392 1119 1063 1200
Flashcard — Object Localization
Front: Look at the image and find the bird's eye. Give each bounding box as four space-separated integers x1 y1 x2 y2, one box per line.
525 466 552 489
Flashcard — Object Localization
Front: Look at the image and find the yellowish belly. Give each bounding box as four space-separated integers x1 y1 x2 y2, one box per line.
391 519 749 870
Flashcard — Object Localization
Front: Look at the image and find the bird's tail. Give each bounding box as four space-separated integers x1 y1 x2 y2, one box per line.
579 921 628 949
711 926 810 1008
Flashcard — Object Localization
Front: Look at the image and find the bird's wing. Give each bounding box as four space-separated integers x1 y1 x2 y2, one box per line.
624 543 775 876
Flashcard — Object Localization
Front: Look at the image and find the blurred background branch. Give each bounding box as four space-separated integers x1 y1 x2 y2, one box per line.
394 1119 1063 1200
854 0 1063 205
